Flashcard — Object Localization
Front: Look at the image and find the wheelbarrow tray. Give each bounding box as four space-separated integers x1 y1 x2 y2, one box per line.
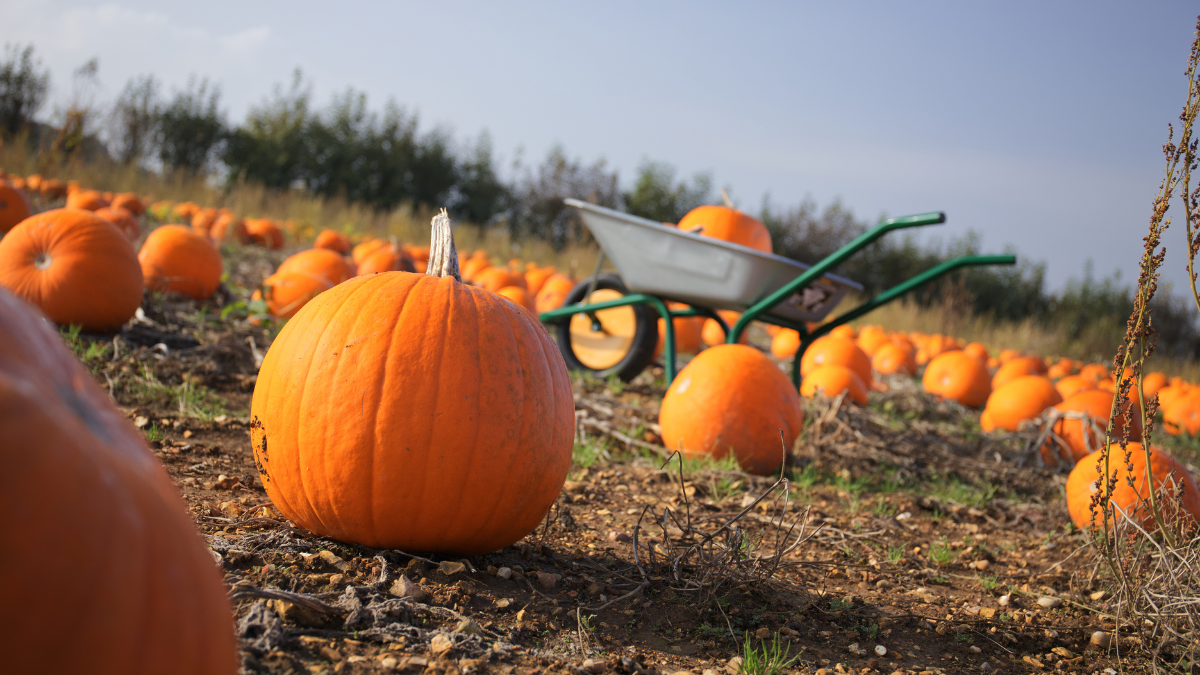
566 199 862 323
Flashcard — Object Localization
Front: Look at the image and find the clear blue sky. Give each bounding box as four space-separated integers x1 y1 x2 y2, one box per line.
6 1 1199 292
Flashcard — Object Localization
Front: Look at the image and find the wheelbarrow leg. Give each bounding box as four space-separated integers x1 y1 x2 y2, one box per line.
792 333 815 390
644 296 675 384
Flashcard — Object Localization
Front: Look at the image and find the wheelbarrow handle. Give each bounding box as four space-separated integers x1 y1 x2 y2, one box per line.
729 211 946 343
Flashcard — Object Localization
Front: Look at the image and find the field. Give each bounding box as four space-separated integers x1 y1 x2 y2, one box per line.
50 238 1158 675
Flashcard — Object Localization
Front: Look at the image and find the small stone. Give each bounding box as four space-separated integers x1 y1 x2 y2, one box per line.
780 626 799 638
980 663 993 672
429 633 453 656
134 415 149 428
1090 631 1112 648
496 566 512 579
536 571 557 590
586 582 603 596
1051 647 1074 659
973 560 990 571
317 550 350 572
703 670 720 675
969 646 981 654
1090 590 1108 601
875 645 887 657
453 619 483 636
328 574 345 586
1044 629 1059 638
582 659 606 674
516 609 528 624
848 643 867 656
380 657 398 669
407 657 428 667
389 574 431 602
485 565 498 575
494 598 515 610
755 627 771 639
876 579 894 589
1037 596 1062 609
998 594 1012 606
727 655 744 672
214 474 240 490
611 531 632 543
439 560 467 576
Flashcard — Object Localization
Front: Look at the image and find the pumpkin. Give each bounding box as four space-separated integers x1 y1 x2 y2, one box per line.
138 225 223 300
872 342 917 376
525 265 558 296
1047 359 1075 380
535 274 575 314
1142 372 1169 398
1055 374 1095 400
277 248 355 287
799 335 873 388
0 286 239 675
922 351 991 408
1158 383 1194 416
770 328 802 360
313 229 352 255
962 342 990 363
0 181 32 233
461 257 491 282
701 310 748 347
659 343 802 475
40 179 66 199
23 173 41 190
856 325 891 356
496 285 537 315
191 209 217 235
1041 389 1140 467
210 214 250 245
655 311 704 358
407 245 431 274
1078 363 1110 383
245 218 284 249
677 205 772 253
358 245 416 275
94 206 140 240
1163 391 1200 436
350 238 387 266
109 192 145 215
800 363 868 405
997 348 1022 364
1066 443 1200 530
65 190 109 212
473 266 525 292
0 209 143 332
991 356 1048 389
250 211 573 553
980 375 1062 432
829 324 857 340
260 271 332 319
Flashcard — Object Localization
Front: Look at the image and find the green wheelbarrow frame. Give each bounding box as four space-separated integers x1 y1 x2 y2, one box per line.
539 210 1016 387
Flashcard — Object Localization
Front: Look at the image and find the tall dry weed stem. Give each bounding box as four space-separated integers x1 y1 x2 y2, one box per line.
1089 16 1200 671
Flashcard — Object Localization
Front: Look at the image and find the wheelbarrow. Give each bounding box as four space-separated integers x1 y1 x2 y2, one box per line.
539 199 1016 388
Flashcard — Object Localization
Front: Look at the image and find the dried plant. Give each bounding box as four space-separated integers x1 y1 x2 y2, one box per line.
1087 15 1200 672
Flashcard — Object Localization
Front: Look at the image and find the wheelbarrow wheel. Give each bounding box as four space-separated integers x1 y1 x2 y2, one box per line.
555 274 658 382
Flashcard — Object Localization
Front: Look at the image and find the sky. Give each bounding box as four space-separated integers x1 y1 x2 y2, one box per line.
3 1 1199 292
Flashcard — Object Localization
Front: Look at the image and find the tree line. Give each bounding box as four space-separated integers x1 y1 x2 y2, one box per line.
1 43 1196 357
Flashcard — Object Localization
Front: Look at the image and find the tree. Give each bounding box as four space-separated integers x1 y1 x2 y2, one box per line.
108 74 160 165
222 70 312 187
450 131 509 224
508 145 621 249
624 160 712 223
0 44 50 135
52 58 102 157
158 77 225 174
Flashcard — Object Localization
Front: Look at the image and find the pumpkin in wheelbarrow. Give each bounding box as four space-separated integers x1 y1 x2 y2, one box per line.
660 344 802 475
677 205 772 253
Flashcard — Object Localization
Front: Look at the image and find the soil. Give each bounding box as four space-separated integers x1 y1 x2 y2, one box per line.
70 262 1149 675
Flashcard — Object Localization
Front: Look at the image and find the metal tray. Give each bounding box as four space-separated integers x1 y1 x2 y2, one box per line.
565 199 862 324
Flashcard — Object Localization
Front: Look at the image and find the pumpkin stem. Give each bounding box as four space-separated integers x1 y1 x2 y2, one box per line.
426 208 461 282
33 251 51 270
720 188 735 209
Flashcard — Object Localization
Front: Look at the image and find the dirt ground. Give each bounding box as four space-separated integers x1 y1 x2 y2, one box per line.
67 254 1153 675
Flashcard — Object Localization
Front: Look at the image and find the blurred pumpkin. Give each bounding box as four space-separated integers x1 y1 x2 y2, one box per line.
1142 371 1169 398
473 267 526 293
872 342 917 376
313 229 352 255
992 355 1049 389
1078 363 1110 383
1066 443 1200 530
922 351 991 408
525 265 558 296
655 310 704 358
0 181 32 233
534 275 576 314
770 328 801 360
800 335 873 388
829 324 857 340
980 376 1062 432
357 245 416 275
856 325 891 356
1041 389 1140 467
1163 390 1200 436
962 342 989 363
93 206 140 240
677 205 772 253
1055 374 1095 400
109 192 145 215
64 189 108 211
210 214 250 245
277 248 355 287
461 257 492 282
245 218 284 249
702 310 747 347
496 285 537 315
351 238 388 266
138 225 223 300
800 363 868 405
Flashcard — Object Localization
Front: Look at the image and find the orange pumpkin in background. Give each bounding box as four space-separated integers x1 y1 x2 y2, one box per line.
997 348 1022 364
0 181 32 233
829 324 857 340
93 206 140 240
473 267 526 293
1142 371 1169 398
357 245 416 275
277 248 355 287
677 205 772 253
1163 390 1200 436
245 218 284 249
525 265 558 296
0 287 239 675
191 209 217 236
655 311 704 357
962 342 990 363
856 325 891 356
800 335 873 388
260 271 333 319
0 209 142 332
1078 363 1110 383
1055 374 1095 401
1157 383 1194 417
496 285 537 315
407 245 431 273
701 310 747 347
800 363 869 405
461 257 491 282
109 192 145 215
1041 389 1140 467
138 225 223 300
1047 359 1075 380
660 344 802 475
770 328 802 360
1066 443 1200 530
250 212 573 553
64 189 108 211
992 355 1048 390
873 342 917 376
314 229 352 255
351 238 388 266
980 375 1062 432
210 213 250 245
535 274 576 314
922 351 991 408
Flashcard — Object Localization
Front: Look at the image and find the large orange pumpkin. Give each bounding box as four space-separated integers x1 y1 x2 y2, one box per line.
1163 390 1200 436
922 351 991 408
829 324 857 340
277 248 355 287
313 229 352 255
980 375 1062 432
659 344 802 475
677 205 772 253
800 363 868 405
250 212 573 553
94 205 141 240
260 272 332 319
873 342 917 376
0 286 238 675
1142 372 1169 398
800 335 873 388
1041 389 1140 467
0 209 143 332
525 265 558 296
138 225 223 300
1157 382 1193 414
0 181 32 233
1066 443 1200 530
